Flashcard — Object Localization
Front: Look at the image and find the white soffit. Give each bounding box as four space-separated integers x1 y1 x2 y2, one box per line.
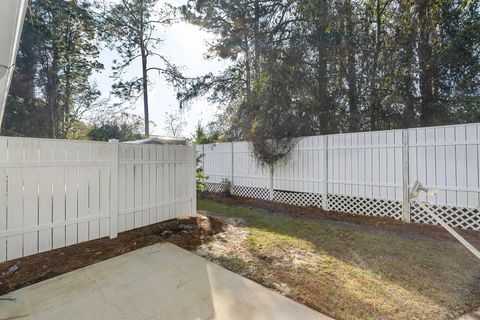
0 0 28 129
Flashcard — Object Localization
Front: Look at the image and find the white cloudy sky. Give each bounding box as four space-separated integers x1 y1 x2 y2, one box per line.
92 0 227 138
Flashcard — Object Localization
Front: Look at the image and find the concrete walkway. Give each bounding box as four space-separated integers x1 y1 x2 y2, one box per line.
0 243 331 320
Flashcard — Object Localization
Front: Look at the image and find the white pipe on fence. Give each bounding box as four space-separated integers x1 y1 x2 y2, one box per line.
416 201 480 260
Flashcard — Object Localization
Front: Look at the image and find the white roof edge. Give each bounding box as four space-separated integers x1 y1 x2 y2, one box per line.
125 136 188 145
0 0 28 130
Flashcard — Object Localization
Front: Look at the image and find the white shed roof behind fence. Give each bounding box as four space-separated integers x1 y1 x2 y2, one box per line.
0 0 28 128
125 136 188 145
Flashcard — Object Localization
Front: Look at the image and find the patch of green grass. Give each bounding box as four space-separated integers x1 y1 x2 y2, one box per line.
199 199 480 320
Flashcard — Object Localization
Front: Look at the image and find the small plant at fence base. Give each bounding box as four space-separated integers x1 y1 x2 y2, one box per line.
196 169 208 193
196 153 208 194
220 178 232 198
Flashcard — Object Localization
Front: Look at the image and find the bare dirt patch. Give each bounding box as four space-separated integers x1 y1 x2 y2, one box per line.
0 214 227 296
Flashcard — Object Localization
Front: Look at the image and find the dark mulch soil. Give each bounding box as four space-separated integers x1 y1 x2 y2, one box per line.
199 192 480 246
0 214 227 296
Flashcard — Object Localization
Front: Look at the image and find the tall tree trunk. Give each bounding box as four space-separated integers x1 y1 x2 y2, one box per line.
316 0 330 134
402 40 416 127
317 41 330 134
369 0 382 130
416 0 435 126
243 9 252 101
344 0 359 132
400 0 416 128
141 44 149 137
253 0 261 79
46 48 60 139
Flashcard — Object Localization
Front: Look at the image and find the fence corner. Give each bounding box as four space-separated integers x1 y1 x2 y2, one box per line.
109 139 119 239
192 143 197 216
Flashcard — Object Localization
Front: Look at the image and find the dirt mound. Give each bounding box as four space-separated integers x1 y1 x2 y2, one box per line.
0 214 227 296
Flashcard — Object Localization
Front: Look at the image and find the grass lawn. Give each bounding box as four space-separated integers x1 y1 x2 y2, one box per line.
197 198 480 320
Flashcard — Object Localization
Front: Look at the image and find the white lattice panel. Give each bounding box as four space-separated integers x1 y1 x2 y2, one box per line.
205 182 225 193
274 190 322 208
411 202 480 230
205 183 269 200
328 194 403 220
233 185 269 200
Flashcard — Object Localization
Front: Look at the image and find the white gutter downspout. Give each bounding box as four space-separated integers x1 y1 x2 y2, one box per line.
0 0 28 132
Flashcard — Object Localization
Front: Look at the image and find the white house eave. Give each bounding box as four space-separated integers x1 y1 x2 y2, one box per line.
0 0 28 130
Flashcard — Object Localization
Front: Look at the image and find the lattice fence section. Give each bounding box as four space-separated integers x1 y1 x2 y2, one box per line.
411 203 480 231
205 182 269 200
328 194 403 220
205 182 224 193
232 185 269 200
274 190 322 208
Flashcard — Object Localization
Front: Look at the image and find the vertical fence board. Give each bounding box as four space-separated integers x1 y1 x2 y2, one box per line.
169 147 175 219
23 139 39 255
142 146 150 226
125 145 135 230
99 144 110 237
118 145 126 232
38 140 52 253
89 144 100 240
0 140 7 261
65 142 78 246
52 140 66 249
7 139 23 259
149 145 157 224
77 143 89 242
134 146 142 228
157 146 164 222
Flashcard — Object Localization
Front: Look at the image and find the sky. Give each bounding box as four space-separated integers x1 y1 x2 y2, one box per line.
91 1 227 138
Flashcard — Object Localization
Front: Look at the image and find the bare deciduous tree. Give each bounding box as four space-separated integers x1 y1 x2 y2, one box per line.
163 111 186 137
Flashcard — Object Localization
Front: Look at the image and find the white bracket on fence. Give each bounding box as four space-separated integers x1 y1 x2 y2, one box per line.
409 181 480 260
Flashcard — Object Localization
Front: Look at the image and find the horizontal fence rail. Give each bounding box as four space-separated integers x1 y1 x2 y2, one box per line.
197 123 480 231
0 137 196 262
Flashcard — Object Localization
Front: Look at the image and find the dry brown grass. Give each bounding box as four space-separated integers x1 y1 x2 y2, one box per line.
198 199 480 320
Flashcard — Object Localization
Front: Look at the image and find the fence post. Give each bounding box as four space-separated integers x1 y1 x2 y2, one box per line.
268 164 274 201
231 141 234 187
322 135 329 211
402 129 411 222
109 139 119 239
192 144 197 216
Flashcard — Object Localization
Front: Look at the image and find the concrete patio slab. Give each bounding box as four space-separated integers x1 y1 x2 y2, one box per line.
0 243 331 320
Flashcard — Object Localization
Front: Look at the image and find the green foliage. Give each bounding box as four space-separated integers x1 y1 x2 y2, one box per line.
86 119 144 142
193 122 208 144
220 178 232 194
195 150 209 192
181 0 480 164
196 169 208 192
3 0 102 138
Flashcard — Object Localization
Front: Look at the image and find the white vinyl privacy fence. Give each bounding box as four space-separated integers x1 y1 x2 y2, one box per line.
198 123 480 231
0 137 196 262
